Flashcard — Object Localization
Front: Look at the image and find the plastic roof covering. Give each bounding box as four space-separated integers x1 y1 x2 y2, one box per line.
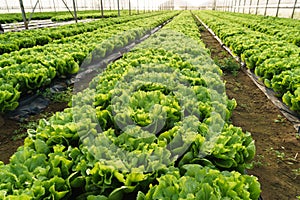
0 0 298 18
0 0 213 13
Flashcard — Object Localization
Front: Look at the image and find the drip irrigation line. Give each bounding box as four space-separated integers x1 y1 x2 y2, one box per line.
194 14 300 133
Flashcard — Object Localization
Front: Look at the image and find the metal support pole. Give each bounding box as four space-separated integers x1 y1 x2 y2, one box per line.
228 0 230 11
19 0 28 29
53 0 56 12
291 0 298 18
72 0 78 22
233 0 238 12
39 0 42 12
5 0 10 12
117 0 120 16
264 0 269 16
243 0 246 13
231 0 233 11
137 0 139 14
227 0 229 11
212 0 217 10
129 0 131 15
230 0 234 11
237 0 242 12
275 0 281 17
100 0 104 17
249 0 253 13
255 0 260 15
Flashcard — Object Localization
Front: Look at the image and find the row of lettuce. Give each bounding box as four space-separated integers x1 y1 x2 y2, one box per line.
0 10 119 24
0 11 261 199
50 10 130 22
0 11 164 55
204 11 300 47
195 10 300 113
0 10 70 23
0 11 177 112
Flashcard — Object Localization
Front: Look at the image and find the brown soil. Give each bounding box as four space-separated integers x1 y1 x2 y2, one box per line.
0 102 68 164
200 28 300 199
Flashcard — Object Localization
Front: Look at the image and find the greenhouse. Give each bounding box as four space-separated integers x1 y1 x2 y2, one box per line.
0 0 299 199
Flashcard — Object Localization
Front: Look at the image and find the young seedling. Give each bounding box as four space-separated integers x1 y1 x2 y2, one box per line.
41 86 73 103
252 154 265 167
12 120 39 141
292 168 300 179
274 115 286 123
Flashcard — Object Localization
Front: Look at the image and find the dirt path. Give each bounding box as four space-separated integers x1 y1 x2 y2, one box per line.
0 102 68 164
200 27 300 199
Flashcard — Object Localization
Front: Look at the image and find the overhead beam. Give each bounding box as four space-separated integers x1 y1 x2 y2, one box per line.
61 0 77 22
28 0 40 23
